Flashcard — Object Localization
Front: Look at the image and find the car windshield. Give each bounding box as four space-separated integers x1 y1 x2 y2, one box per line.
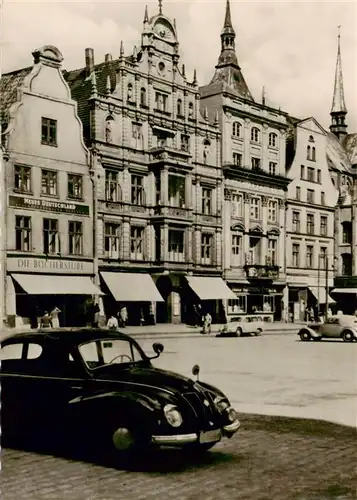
78 338 145 370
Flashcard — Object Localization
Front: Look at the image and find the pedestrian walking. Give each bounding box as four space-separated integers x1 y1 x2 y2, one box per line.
107 315 119 330
201 312 212 335
51 306 61 328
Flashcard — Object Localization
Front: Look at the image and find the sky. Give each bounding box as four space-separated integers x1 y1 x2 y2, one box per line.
1 0 356 132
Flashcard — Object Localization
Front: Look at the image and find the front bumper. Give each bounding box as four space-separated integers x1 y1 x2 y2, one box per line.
151 418 240 446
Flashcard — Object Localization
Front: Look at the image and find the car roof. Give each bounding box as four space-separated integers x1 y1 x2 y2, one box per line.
1 328 133 347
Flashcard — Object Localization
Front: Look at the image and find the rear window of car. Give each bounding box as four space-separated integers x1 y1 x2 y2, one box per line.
0 342 43 361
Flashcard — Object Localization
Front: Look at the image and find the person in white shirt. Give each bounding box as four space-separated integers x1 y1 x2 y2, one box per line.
107 315 119 330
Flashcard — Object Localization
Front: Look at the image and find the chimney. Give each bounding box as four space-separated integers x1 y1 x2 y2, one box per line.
85 48 94 75
105 53 112 62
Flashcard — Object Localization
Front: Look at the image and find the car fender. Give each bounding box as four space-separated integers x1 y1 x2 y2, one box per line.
298 326 321 338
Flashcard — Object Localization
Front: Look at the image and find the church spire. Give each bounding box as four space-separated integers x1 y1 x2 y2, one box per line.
223 0 233 30
330 26 348 140
219 0 236 60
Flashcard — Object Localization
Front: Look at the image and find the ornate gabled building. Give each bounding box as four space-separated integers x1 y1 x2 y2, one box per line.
0 46 101 329
199 0 290 322
326 31 357 312
65 2 233 325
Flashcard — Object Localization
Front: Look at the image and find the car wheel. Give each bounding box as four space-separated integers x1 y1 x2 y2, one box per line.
299 330 311 341
255 328 262 336
342 330 354 343
236 327 242 337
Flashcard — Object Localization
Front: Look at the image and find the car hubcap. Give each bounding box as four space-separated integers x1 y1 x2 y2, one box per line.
112 428 135 451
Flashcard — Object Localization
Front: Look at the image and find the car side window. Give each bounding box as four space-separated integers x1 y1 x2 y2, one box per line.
27 343 43 359
0 343 23 360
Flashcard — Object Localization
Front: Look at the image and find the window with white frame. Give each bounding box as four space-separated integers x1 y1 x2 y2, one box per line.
68 221 83 255
320 216 328 236
269 132 278 147
231 234 241 266
232 121 241 138
168 229 184 262
201 187 212 215
268 200 277 222
41 169 57 196
292 211 300 233
155 91 168 112
43 218 59 254
201 233 212 265
319 247 327 269
250 197 260 220
267 239 277 265
306 245 313 268
292 243 300 267
307 189 315 204
105 171 119 202
300 165 305 179
251 127 260 143
131 175 145 205
14 165 31 193
104 223 120 259
307 167 315 182
231 193 243 217
251 157 261 170
168 174 185 208
67 174 83 199
269 162 277 175
233 152 242 166
306 213 315 235
130 226 144 260
296 186 301 200
227 296 246 314
15 216 31 251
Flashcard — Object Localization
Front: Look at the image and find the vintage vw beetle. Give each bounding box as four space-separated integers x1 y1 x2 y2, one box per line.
0 329 240 454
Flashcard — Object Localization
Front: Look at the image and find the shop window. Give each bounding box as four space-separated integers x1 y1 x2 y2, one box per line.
15 215 31 251
68 221 83 255
231 193 243 217
201 187 212 215
41 169 57 196
233 153 242 166
269 162 277 175
342 221 352 244
168 229 184 262
307 189 315 204
68 174 83 200
292 243 300 267
168 174 185 208
104 223 120 259
41 117 57 147
306 214 315 235
131 175 145 205
250 127 260 143
320 216 328 236
268 132 277 148
268 200 277 222
292 211 300 233
105 170 121 202
306 245 314 268
232 122 241 138
227 296 246 314
231 234 241 267
14 165 31 193
130 226 144 260
43 218 59 255
263 295 274 312
201 233 212 265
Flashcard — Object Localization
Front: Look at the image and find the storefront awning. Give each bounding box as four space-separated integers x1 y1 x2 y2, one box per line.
331 288 357 295
308 287 335 304
11 274 104 295
186 277 237 300
100 272 164 302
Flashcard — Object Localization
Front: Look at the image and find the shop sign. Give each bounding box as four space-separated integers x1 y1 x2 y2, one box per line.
9 195 90 215
7 257 93 275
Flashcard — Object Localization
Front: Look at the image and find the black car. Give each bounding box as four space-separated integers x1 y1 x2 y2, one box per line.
0 329 240 455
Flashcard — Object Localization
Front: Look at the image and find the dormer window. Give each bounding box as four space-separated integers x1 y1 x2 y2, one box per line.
232 121 241 138
177 98 183 117
268 132 277 148
140 87 146 107
251 127 260 143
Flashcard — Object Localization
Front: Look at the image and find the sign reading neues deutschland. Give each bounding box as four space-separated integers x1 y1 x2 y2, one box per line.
9 195 90 215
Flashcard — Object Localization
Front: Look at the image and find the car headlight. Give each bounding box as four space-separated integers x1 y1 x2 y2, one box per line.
164 404 183 428
214 396 230 412
226 407 237 422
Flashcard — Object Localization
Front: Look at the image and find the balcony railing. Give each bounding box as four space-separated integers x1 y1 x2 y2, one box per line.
153 205 193 220
150 146 191 164
244 261 280 280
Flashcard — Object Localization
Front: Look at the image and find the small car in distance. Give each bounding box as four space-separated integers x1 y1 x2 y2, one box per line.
217 315 264 338
0 329 240 456
298 315 357 342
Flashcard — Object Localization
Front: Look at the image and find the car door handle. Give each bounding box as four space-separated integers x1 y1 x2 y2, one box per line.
71 386 83 390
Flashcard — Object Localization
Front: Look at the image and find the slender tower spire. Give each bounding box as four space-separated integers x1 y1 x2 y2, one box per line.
330 26 348 140
158 0 163 15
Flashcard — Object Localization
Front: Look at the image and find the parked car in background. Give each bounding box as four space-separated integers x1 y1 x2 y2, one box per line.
0 329 240 456
217 315 264 338
298 315 357 342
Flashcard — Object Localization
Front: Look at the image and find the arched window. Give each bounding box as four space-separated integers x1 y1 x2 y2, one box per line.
140 87 146 107
127 83 133 101
269 132 277 147
105 115 114 143
188 102 194 118
177 98 182 116
307 145 311 160
251 127 260 143
311 146 316 161
232 121 241 138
